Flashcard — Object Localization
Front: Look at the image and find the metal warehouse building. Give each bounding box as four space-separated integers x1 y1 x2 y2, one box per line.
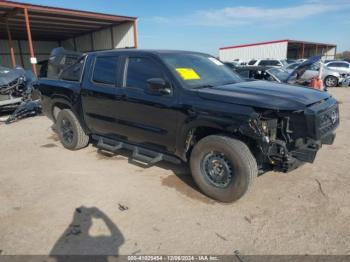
0 0 137 76
219 39 337 62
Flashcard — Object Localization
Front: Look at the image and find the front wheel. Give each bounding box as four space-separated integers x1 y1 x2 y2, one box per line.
324 76 338 88
56 109 89 150
190 135 257 203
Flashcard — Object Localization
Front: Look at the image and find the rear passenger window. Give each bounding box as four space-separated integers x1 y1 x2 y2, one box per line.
92 56 118 85
126 57 163 90
60 57 85 82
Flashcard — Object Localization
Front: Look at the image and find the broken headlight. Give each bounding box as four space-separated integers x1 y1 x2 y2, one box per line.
18 76 26 84
261 118 278 141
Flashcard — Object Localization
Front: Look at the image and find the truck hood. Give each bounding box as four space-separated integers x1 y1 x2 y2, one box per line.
196 80 330 110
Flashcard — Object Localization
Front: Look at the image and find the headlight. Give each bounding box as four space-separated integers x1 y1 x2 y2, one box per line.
261 119 278 140
18 76 26 84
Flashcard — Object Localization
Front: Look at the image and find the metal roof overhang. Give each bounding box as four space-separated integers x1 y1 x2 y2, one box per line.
0 0 137 41
220 39 336 50
287 40 336 48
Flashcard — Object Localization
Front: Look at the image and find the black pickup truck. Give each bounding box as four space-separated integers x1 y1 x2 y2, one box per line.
36 49 339 202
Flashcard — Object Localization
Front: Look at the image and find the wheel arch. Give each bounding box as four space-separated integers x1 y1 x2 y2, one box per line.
176 120 239 162
51 97 91 134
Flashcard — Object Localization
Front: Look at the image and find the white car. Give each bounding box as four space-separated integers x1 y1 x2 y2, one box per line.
247 59 287 67
285 62 342 87
325 61 350 75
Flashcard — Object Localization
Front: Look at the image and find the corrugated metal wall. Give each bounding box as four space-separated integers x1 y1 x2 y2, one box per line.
1 21 136 70
0 39 59 69
62 21 135 52
324 47 336 59
219 42 288 62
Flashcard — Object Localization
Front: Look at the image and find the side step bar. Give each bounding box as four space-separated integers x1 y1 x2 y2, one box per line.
92 135 181 166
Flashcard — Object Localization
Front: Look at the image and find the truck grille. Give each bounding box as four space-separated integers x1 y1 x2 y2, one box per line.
304 98 339 140
318 105 339 136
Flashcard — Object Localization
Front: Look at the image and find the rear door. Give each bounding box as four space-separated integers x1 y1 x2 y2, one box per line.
80 54 124 136
114 54 179 153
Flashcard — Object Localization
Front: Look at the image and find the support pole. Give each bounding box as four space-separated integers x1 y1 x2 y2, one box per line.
24 8 37 76
18 40 24 67
6 20 16 68
133 20 138 48
110 26 115 49
90 33 94 51
301 43 305 59
73 37 77 51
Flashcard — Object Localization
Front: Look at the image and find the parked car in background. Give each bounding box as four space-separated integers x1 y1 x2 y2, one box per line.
286 59 296 64
296 59 307 63
285 62 342 88
235 66 290 83
325 61 350 75
223 62 240 70
247 59 286 67
0 66 35 111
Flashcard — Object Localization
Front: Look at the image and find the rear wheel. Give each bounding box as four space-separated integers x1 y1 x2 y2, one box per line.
324 76 338 88
56 109 89 150
190 135 257 202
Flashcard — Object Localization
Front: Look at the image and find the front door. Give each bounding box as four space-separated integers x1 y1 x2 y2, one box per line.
115 55 179 153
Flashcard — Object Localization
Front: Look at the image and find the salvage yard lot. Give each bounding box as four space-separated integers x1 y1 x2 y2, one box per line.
0 88 349 255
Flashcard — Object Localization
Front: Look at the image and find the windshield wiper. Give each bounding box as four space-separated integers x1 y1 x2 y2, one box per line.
221 81 237 86
193 84 214 89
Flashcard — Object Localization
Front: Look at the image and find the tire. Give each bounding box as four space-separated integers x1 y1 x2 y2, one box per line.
324 76 338 88
56 109 89 150
190 135 257 203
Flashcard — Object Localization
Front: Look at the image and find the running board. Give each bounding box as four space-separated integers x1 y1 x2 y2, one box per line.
132 147 163 165
97 137 123 152
93 135 181 166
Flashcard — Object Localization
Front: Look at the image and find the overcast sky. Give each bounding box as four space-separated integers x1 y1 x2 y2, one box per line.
19 0 350 55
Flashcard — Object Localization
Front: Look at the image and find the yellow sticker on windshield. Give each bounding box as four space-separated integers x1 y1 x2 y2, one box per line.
175 68 200 80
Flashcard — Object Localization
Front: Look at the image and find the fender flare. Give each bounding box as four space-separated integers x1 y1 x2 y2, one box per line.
175 118 239 161
50 96 91 134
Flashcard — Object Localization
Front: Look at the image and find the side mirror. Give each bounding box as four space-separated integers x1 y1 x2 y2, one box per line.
146 78 171 95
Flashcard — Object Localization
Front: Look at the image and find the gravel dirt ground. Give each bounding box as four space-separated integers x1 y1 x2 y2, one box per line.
0 88 349 255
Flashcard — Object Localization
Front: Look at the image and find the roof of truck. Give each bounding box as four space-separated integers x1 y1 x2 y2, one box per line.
87 49 209 56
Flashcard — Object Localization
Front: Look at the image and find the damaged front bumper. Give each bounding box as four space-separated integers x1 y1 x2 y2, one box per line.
248 97 339 173
269 131 336 172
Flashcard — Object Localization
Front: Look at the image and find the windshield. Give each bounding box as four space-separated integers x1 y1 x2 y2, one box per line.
267 68 290 82
160 53 242 88
248 60 257 65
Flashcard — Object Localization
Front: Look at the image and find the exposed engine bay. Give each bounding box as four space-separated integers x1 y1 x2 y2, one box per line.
0 66 41 124
0 48 82 124
242 98 339 173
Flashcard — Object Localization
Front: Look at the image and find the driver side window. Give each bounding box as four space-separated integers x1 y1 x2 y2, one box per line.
125 57 164 90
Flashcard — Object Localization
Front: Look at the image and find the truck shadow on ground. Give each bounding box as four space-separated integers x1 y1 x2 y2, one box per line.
50 206 124 261
96 149 216 204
